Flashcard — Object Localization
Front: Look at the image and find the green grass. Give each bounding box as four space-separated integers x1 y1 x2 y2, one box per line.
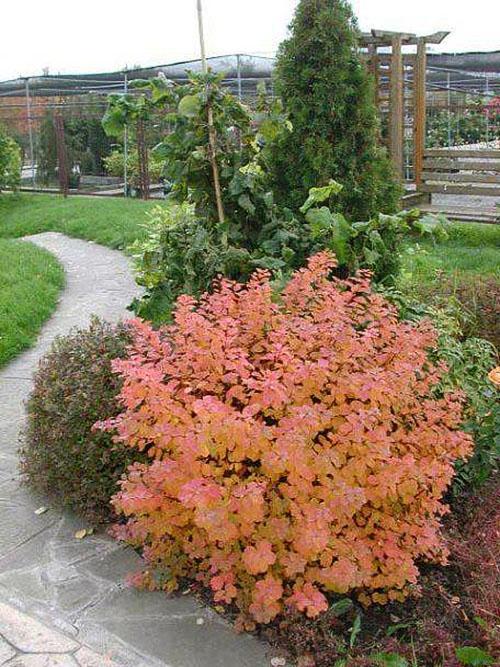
0 239 65 366
402 222 500 286
0 193 157 250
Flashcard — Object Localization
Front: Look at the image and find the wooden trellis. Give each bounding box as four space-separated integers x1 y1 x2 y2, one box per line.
360 30 450 185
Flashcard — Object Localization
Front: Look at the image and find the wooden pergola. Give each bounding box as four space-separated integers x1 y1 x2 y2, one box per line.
360 29 450 185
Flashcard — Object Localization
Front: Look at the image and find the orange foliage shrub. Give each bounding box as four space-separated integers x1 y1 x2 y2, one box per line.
99 252 472 628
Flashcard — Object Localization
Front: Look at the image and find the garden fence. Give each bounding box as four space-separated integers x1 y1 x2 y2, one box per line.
0 52 498 197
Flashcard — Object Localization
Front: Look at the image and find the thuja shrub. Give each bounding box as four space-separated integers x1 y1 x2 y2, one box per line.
20 318 138 524
100 252 472 628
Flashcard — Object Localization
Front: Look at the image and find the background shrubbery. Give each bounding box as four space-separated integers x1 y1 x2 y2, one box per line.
411 275 499 352
383 290 499 494
37 109 113 185
20 318 138 523
104 149 165 191
0 125 21 191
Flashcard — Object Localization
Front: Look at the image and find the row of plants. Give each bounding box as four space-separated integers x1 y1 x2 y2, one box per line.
19 1 498 665
427 98 500 148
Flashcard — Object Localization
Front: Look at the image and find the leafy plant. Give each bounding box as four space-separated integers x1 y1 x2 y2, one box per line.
0 125 21 191
104 149 165 191
99 252 472 628
20 318 140 523
103 73 305 317
303 184 448 283
104 73 291 234
269 0 402 218
128 202 229 320
379 290 499 492
103 70 443 320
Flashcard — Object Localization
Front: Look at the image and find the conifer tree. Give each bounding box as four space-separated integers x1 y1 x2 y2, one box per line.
270 0 401 218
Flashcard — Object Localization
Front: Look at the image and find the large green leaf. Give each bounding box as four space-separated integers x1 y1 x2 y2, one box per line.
178 94 202 118
300 179 343 214
329 598 353 617
238 194 256 215
306 208 353 265
102 106 127 136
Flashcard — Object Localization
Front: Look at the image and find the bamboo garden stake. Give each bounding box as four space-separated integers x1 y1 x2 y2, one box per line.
196 0 226 234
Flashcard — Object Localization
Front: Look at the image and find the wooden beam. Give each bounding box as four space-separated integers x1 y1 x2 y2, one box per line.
423 158 500 171
389 35 404 179
360 30 450 48
422 31 450 44
420 183 500 197
421 171 500 184
372 29 416 41
414 38 427 187
425 149 500 159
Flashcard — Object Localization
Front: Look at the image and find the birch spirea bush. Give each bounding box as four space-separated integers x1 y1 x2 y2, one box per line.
99 252 472 628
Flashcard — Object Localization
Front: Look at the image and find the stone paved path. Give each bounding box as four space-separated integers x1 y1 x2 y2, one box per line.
0 233 268 667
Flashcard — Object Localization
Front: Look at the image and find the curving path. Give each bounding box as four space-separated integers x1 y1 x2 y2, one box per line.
0 233 268 667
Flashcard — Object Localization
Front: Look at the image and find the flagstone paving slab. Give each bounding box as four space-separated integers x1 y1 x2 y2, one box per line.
0 636 16 665
0 233 270 666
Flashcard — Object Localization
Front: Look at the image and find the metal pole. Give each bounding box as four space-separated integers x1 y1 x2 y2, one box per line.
25 78 36 188
237 54 242 100
123 71 129 197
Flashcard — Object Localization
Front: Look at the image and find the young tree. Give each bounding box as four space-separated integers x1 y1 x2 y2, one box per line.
270 0 401 219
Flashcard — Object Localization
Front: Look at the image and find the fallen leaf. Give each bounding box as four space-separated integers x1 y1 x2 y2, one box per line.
74 529 88 540
271 657 287 667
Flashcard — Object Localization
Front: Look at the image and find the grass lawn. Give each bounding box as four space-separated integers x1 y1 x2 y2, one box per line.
0 239 65 366
0 193 157 250
401 221 500 285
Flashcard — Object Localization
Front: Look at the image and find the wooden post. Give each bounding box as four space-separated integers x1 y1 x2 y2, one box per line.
389 36 404 179
414 38 427 188
368 44 379 110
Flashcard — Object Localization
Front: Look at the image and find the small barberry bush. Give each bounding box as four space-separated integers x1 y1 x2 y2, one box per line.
20 318 138 524
100 252 472 628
